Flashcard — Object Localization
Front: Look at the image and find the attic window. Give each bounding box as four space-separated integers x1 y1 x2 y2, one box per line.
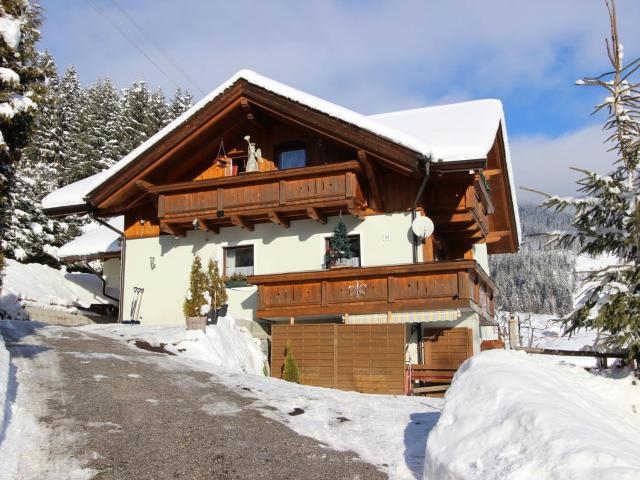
276 142 307 170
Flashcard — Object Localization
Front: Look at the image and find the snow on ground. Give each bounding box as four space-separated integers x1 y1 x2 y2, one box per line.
0 259 116 319
424 350 640 480
81 317 267 376
211 364 442 480
0 321 95 480
85 321 442 479
0 327 8 441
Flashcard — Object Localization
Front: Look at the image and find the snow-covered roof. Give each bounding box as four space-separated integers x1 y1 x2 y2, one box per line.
57 216 123 260
41 69 519 240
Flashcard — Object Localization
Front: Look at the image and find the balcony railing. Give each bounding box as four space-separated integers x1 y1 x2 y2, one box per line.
249 260 495 320
141 161 367 234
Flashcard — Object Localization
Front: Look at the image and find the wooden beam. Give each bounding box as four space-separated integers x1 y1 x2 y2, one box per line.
196 218 219 234
357 150 383 211
306 207 327 224
160 221 186 237
240 98 258 125
268 210 289 228
482 168 502 179
230 215 254 231
486 230 511 243
135 179 157 193
347 205 365 221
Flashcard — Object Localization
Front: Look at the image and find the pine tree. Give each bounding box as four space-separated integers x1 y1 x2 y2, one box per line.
540 1 640 362
0 1 47 260
168 87 193 119
183 255 208 317
282 341 301 383
206 258 227 312
325 218 352 265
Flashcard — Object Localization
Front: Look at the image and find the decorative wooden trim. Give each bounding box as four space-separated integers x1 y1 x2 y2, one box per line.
268 210 289 228
197 218 219 234
307 207 327 224
230 215 254 231
147 161 362 195
357 150 383 211
160 221 186 237
240 98 258 125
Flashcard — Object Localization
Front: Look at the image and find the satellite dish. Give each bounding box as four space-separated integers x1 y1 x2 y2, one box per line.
412 216 435 238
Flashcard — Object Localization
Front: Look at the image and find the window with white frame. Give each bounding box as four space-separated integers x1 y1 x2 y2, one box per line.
224 245 254 277
324 234 360 268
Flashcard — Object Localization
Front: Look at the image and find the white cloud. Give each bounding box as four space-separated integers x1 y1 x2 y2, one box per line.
510 124 615 204
41 0 640 112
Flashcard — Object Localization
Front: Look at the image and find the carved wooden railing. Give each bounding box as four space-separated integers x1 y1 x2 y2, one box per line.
138 161 367 233
249 260 495 320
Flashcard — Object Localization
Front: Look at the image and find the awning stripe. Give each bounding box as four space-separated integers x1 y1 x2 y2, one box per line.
345 310 461 324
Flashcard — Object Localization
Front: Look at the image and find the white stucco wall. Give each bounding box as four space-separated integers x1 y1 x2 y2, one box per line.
103 258 121 293
123 212 417 325
472 242 490 274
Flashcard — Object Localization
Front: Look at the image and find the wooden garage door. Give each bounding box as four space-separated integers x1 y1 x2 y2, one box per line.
423 328 473 370
271 323 405 395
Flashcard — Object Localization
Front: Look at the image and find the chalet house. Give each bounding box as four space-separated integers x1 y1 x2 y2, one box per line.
43 70 520 394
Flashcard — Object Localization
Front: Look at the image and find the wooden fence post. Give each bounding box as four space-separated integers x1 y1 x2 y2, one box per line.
508 313 519 350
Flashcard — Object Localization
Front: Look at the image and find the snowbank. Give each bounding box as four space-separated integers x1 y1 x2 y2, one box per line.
82 316 266 375
57 217 123 259
424 350 640 480
0 328 8 441
0 259 116 319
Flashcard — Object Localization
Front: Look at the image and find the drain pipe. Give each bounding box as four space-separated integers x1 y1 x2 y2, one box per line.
90 213 126 323
411 156 432 263
82 261 120 304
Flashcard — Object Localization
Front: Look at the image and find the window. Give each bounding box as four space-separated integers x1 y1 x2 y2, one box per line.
324 234 360 268
276 143 307 170
224 245 254 277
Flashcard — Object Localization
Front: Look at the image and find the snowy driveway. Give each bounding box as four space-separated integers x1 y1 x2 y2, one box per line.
0 321 389 479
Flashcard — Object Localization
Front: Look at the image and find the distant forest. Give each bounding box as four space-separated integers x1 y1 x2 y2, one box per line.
489 205 577 315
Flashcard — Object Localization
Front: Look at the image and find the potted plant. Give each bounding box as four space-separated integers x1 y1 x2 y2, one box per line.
183 255 208 331
225 272 249 288
206 259 228 324
324 218 353 268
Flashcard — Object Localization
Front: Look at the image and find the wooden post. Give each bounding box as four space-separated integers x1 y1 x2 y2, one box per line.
289 316 295 325
344 313 349 324
387 311 392 323
508 313 519 350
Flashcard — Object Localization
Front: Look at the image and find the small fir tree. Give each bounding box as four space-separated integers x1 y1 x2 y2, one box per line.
206 258 227 312
183 255 208 317
325 218 352 265
282 341 301 383
533 0 640 363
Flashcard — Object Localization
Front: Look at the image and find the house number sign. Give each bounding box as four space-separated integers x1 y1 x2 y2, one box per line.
349 280 367 298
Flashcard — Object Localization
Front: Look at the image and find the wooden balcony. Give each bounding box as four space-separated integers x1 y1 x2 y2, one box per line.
427 173 494 241
249 260 495 321
140 161 367 234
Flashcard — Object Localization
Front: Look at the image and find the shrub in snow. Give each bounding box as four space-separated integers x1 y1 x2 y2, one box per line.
205 258 227 313
183 255 208 318
282 341 301 383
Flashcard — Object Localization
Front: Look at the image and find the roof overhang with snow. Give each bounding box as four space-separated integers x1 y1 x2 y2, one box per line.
41 69 520 246
56 217 123 262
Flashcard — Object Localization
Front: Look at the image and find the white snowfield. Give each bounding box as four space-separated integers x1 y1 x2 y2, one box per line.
0 328 8 440
424 350 640 480
0 259 116 319
56 217 123 259
81 317 266 376
40 69 520 239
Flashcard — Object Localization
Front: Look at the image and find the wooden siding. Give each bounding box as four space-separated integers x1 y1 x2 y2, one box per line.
124 205 161 239
423 327 473 370
271 323 406 394
250 260 495 320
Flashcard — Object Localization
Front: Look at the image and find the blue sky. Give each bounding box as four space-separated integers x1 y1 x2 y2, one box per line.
40 0 640 203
